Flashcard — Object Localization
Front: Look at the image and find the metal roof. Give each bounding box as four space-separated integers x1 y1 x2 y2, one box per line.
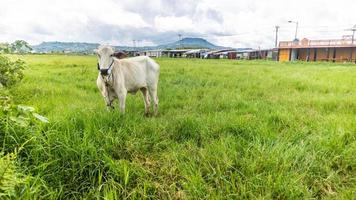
184 49 208 54
162 49 191 53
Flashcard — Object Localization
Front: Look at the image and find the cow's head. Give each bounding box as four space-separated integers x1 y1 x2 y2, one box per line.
94 45 115 76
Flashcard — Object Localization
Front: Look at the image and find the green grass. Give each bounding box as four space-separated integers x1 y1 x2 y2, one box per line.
4 55 356 199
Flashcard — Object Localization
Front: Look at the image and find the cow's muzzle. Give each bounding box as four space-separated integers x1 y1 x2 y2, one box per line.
100 68 110 76
97 60 114 76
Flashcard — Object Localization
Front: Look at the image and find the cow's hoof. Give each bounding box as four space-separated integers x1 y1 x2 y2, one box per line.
106 106 115 111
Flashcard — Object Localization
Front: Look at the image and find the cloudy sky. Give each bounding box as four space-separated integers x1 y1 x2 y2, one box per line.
1 0 356 48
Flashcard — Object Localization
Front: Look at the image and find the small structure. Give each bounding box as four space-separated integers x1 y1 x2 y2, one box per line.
139 50 163 57
278 38 356 62
202 49 235 59
236 50 253 60
214 50 239 59
124 50 140 57
227 51 238 59
183 49 208 58
162 49 190 58
246 49 275 60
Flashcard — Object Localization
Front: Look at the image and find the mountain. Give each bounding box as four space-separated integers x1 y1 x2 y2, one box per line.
157 37 220 49
31 37 230 53
32 41 100 53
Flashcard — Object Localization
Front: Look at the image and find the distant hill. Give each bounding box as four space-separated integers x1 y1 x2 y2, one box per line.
157 37 220 49
32 42 100 53
31 37 232 53
32 42 153 53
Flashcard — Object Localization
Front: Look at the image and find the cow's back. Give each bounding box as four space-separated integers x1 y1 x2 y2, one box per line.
117 56 159 92
123 56 158 68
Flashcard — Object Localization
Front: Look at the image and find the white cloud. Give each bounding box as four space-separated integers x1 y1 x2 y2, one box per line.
0 0 356 48
154 16 194 32
0 0 148 44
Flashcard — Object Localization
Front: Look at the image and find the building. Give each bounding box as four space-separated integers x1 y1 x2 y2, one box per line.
236 50 253 60
278 38 356 62
216 51 239 59
202 49 234 59
227 51 237 59
245 49 276 60
139 50 163 57
247 49 268 60
124 50 140 57
162 49 190 58
183 49 208 58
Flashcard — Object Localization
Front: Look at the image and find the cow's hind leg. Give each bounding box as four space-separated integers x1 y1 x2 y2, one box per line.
148 85 158 116
140 87 151 116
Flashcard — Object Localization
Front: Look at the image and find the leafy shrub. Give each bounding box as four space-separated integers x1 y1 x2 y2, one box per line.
0 54 46 136
0 54 25 87
0 94 48 127
0 55 50 198
0 55 45 139
0 151 25 198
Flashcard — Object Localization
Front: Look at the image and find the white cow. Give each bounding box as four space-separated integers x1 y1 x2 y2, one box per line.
95 45 160 115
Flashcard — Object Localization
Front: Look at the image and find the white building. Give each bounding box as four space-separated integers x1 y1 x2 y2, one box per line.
139 50 163 57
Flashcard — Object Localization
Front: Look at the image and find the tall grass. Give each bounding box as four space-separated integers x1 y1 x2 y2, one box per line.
2 55 356 199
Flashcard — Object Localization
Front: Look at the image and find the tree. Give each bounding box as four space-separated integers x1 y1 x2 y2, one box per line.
0 43 11 54
10 40 32 54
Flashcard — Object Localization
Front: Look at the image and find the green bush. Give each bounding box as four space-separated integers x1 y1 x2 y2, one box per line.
0 55 34 137
0 56 27 197
0 55 25 87
0 55 51 199
0 151 25 198
0 55 40 145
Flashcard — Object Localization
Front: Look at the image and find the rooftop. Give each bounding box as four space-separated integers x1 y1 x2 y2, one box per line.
279 38 356 49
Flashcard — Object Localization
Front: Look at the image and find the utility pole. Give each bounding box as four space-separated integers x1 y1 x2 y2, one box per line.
288 21 299 40
352 30 355 62
346 25 356 62
132 40 136 56
275 26 280 61
258 46 261 59
178 34 182 49
132 40 136 48
275 26 280 47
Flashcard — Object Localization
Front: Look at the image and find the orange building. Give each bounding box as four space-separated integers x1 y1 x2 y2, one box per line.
278 38 356 62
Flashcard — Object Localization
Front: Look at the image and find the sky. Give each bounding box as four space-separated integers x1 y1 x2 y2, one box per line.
1 0 356 48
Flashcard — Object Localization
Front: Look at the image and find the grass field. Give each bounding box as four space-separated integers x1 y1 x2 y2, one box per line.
3 55 356 199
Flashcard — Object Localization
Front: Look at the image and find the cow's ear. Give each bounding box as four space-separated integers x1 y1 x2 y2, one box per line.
120 52 128 59
112 52 127 59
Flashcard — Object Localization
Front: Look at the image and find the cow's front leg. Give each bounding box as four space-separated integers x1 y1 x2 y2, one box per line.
106 97 114 110
102 89 114 110
117 90 127 114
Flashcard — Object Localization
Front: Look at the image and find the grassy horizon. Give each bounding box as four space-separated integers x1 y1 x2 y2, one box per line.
3 55 356 199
